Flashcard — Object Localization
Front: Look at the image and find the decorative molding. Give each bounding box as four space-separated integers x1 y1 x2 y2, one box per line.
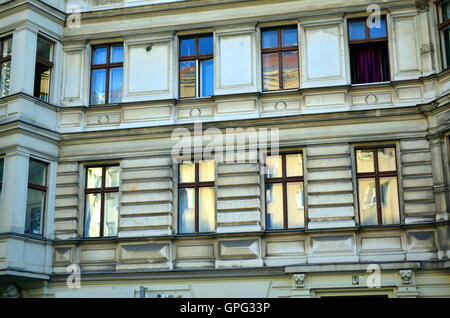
415 0 430 13
399 269 414 284
293 273 306 288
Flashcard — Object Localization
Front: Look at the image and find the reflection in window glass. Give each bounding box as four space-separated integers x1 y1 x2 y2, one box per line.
93 47 107 65
199 36 213 55
179 188 196 233
85 193 101 237
109 67 123 103
378 148 396 172
104 192 119 237
356 149 375 173
34 63 51 102
180 38 195 57
262 53 279 91
180 162 195 183
348 20 366 41
28 160 47 186
282 51 299 89
111 45 124 63
106 166 120 187
87 167 103 188
179 61 196 98
358 178 378 225
36 37 53 61
0 37 12 98
287 182 304 228
369 18 387 39
286 153 303 177
90 69 107 105
199 187 215 232
266 155 282 178
266 183 283 230
199 160 215 182
25 159 47 235
282 28 298 47
200 59 214 97
262 30 278 49
380 177 399 224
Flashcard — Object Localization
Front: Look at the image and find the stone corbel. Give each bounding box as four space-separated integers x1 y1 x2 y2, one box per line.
399 269 414 285
293 273 306 288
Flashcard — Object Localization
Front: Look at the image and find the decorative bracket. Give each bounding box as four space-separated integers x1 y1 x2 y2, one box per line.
293 273 306 288
399 269 414 285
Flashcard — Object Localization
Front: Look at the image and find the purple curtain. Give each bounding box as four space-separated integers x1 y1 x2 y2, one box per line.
351 42 390 84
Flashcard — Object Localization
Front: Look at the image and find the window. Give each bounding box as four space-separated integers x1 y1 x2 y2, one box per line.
34 36 54 102
356 147 400 226
438 0 450 68
25 159 48 235
179 35 214 98
84 165 120 237
348 17 390 84
178 159 215 233
0 37 12 98
265 153 305 230
261 26 299 91
90 44 123 105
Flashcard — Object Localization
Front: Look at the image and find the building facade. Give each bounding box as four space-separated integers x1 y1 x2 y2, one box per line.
0 0 449 298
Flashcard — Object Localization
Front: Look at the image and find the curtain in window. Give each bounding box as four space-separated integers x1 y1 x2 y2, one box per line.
350 42 390 84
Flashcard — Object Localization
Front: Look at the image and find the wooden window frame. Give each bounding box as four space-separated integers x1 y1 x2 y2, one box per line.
178 160 215 234
35 36 54 102
355 145 400 226
25 158 48 236
178 34 214 99
90 43 123 105
84 164 120 238
261 26 299 91
264 152 305 230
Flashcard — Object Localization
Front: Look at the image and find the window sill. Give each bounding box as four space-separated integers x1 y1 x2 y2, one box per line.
350 81 391 87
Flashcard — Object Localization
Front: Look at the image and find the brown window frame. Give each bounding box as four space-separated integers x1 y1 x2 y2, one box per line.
34 36 54 102
355 145 400 226
348 16 390 84
25 158 48 236
178 160 215 234
90 43 123 105
261 26 299 91
178 34 214 99
264 152 305 230
84 164 120 238
0 157 4 194
0 36 12 85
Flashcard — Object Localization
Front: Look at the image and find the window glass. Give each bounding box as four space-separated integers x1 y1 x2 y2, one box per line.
286 153 303 177
87 167 103 189
262 53 279 91
262 29 278 49
348 20 366 41
105 166 120 187
25 188 45 234
180 38 196 57
111 45 124 63
36 37 53 61
287 182 304 228
0 158 3 183
358 178 378 225
282 51 299 90
180 162 195 183
2 37 12 57
199 159 215 182
266 155 282 178
369 18 387 39
282 28 298 47
178 188 196 233
109 67 123 103
199 36 213 55
266 183 284 229
356 149 375 173
28 160 47 186
85 193 101 237
443 1 450 21
90 69 107 105
377 148 396 172
380 177 400 224
0 61 11 97
93 47 107 65
179 61 196 98
444 27 450 68
199 187 215 232
34 63 51 102
200 59 214 97
104 192 119 237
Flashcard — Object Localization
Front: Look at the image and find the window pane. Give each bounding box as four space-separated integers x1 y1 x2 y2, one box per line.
37 37 53 61
2 37 12 57
266 183 283 229
287 182 304 228
380 177 400 224
444 27 450 68
25 188 45 235
262 29 278 49
377 148 396 172
90 69 107 104
282 28 297 47
199 36 213 55
104 192 119 237
111 45 124 63
105 166 119 187
369 18 387 39
179 188 195 233
180 38 196 57
262 53 279 91
180 162 195 183
0 158 3 182
200 59 214 97
348 20 366 41
199 159 214 182
34 63 51 102
356 149 375 173
85 193 101 237
286 153 303 177
282 51 299 89
87 167 103 188
443 2 450 22
28 160 47 186
93 47 107 65
199 187 215 232
266 155 282 178
0 60 11 97
179 61 196 98
109 67 123 103
358 178 378 225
